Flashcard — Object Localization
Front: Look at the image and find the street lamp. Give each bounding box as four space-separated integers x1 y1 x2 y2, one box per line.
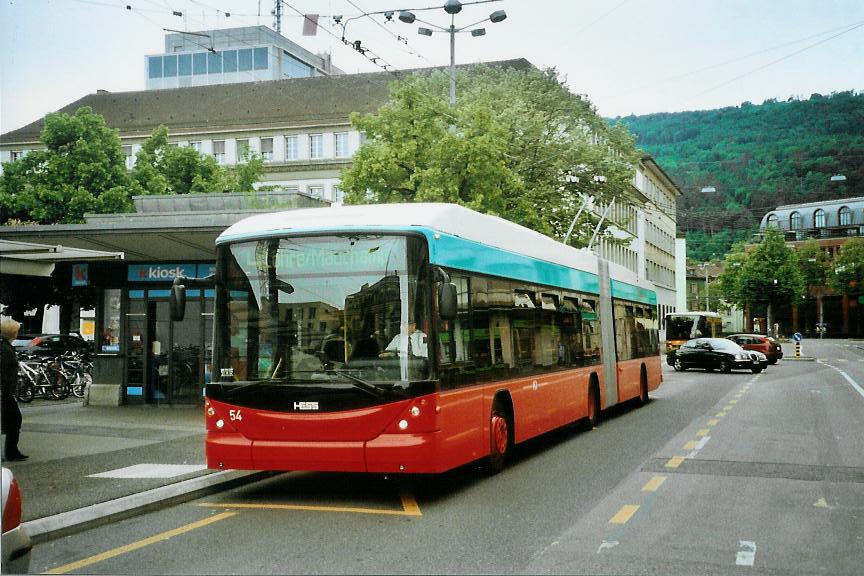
399 1 507 105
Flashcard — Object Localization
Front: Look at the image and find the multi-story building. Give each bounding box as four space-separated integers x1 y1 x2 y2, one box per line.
596 156 680 326
145 26 341 91
753 196 864 337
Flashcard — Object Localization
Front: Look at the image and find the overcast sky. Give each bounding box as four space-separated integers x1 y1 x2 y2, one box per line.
1 0 862 134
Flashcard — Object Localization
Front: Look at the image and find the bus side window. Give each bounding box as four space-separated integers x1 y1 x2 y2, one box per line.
438 275 473 389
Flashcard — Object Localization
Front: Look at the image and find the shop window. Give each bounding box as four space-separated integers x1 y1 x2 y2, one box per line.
100 289 122 353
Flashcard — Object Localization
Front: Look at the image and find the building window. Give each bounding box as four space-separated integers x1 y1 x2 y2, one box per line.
285 135 298 160
839 206 852 226
309 134 323 159
334 132 349 157
122 145 134 169
207 51 222 74
260 138 273 161
223 50 237 73
212 140 226 164
308 185 324 198
163 55 178 77
790 211 802 230
814 209 825 228
193 52 207 75
178 54 192 76
236 139 250 163
253 47 268 70
148 56 162 79
766 213 778 228
238 48 253 72
334 185 344 203
9 151 22 162
189 141 202 153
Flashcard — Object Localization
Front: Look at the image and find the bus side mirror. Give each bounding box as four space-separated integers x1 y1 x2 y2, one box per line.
439 283 457 320
170 277 187 322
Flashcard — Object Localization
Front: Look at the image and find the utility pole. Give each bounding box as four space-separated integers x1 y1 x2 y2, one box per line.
274 0 282 33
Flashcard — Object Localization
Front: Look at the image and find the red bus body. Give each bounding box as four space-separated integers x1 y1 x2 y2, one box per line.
206 357 661 473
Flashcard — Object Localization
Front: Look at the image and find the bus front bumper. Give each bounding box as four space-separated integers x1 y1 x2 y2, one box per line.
206 431 440 474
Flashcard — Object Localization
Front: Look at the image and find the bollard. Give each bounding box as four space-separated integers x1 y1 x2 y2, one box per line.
795 342 801 358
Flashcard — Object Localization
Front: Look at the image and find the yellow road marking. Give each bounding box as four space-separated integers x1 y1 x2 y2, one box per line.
45 511 237 574
715 412 727 418
724 404 734 410
400 492 423 516
696 428 710 437
198 493 423 517
734 393 743 398
707 419 720 426
683 440 699 450
642 475 666 492
665 456 685 469
729 399 738 405
609 505 640 524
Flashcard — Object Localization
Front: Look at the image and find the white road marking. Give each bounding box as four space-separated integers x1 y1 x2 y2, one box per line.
736 540 757 566
818 360 864 400
597 540 619 553
89 464 207 479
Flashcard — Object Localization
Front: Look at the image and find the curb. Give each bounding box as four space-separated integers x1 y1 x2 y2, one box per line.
784 356 817 361
23 470 272 544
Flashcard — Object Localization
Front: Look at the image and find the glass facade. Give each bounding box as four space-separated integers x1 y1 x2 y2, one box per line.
148 46 269 79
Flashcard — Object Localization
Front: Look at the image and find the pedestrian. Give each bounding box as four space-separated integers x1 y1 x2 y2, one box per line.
1 318 28 461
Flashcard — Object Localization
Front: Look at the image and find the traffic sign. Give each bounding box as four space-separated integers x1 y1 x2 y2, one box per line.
793 332 802 342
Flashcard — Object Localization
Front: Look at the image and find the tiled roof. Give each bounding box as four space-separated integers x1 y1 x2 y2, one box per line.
1 59 534 143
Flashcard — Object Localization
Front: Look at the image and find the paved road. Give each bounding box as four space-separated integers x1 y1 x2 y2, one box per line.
30 340 864 575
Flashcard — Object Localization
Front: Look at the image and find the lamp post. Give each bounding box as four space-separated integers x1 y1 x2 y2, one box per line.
399 1 507 105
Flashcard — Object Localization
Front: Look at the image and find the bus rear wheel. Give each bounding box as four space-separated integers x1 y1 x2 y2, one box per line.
587 383 601 428
639 369 649 405
486 399 511 474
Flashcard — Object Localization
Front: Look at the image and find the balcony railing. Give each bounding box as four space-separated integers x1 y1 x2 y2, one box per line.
753 224 864 242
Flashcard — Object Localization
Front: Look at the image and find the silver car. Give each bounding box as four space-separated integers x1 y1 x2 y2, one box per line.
1 467 32 574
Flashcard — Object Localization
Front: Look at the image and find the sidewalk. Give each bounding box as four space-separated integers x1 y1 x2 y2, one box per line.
2 399 266 543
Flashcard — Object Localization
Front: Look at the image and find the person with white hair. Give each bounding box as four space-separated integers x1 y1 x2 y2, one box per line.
1 318 27 461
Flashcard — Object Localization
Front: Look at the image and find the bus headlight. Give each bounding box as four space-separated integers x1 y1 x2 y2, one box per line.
410 406 421 417
398 419 409 430
216 419 225 429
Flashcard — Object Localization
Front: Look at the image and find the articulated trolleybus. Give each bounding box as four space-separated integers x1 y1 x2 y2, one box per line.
171 203 661 474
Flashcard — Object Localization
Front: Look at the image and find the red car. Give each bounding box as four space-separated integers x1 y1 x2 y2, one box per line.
726 334 783 364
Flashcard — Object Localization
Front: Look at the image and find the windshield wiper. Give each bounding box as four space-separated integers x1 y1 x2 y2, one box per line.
326 370 405 399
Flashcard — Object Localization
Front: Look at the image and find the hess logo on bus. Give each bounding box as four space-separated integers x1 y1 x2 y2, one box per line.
294 401 319 411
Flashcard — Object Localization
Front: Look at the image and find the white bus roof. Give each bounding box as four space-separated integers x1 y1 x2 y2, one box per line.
218 203 652 293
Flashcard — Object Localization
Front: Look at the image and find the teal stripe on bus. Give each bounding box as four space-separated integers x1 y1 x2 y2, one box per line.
218 225 655 304
611 279 657 306
429 232 600 295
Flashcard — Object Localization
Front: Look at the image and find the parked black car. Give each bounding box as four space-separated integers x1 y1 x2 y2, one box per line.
12 333 93 358
668 338 767 373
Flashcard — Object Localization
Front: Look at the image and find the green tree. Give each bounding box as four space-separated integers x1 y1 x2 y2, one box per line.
796 240 830 289
341 65 640 245
720 228 805 331
133 125 264 194
826 237 864 296
0 107 134 223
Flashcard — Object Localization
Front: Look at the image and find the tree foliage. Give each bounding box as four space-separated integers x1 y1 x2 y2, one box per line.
133 125 263 195
0 107 135 223
618 91 864 261
342 65 641 245
826 237 864 296
716 228 805 312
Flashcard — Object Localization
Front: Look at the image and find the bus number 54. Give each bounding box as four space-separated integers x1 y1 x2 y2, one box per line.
229 409 243 421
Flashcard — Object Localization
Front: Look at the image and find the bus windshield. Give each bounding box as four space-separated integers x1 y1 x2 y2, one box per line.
210 234 431 410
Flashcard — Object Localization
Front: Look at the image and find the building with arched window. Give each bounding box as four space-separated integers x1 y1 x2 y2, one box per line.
757 196 864 337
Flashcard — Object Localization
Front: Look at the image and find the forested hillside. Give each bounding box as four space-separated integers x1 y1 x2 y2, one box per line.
617 91 864 261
